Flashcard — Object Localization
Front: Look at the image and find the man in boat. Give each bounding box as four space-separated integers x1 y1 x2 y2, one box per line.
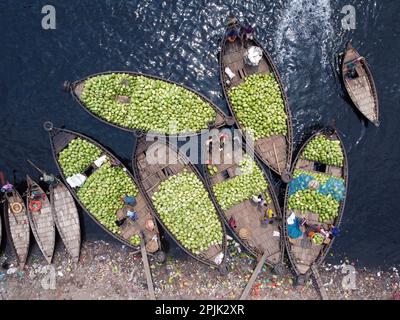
240 25 254 48
121 194 136 206
346 61 358 79
115 209 139 227
227 28 239 42
40 173 57 186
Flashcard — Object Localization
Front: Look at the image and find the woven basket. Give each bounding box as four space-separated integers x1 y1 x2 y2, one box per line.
146 239 158 253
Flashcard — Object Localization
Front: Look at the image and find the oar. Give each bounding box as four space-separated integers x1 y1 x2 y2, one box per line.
26 159 46 176
139 232 156 300
239 250 269 300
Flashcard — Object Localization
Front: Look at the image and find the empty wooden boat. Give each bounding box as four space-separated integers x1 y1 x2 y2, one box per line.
64 71 232 136
3 188 30 269
27 160 82 263
50 180 81 263
219 16 293 179
202 132 284 274
283 128 348 283
341 42 379 126
26 175 55 264
132 136 228 273
45 123 163 259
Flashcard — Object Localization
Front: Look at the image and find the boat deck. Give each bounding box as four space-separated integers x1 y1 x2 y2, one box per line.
343 46 378 124
27 178 55 263
6 192 30 268
206 140 281 264
52 129 159 251
52 183 81 260
222 38 270 88
221 37 289 174
135 138 224 263
287 148 344 275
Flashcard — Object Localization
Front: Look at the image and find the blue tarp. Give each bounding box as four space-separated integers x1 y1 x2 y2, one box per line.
288 217 303 239
288 173 345 201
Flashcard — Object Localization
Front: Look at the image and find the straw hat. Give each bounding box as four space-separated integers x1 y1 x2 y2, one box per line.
10 202 23 214
145 219 155 231
146 239 158 253
238 228 249 240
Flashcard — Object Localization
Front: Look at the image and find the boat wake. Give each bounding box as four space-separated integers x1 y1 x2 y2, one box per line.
273 0 336 80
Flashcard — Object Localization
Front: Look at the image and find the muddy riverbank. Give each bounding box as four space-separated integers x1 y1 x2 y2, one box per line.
0 240 398 300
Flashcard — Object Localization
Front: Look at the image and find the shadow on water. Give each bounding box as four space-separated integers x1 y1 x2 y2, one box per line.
0 0 399 269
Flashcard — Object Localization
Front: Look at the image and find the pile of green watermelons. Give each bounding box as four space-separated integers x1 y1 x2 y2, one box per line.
58 138 102 177
207 165 218 175
76 161 138 236
130 234 141 246
301 135 344 167
228 73 287 141
288 169 345 222
212 155 270 211
152 170 223 255
293 169 332 185
80 73 216 134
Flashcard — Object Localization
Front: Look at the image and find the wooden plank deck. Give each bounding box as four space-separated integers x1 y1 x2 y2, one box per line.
52 183 81 261
135 138 224 263
6 193 30 269
255 135 288 174
207 144 281 264
222 38 270 89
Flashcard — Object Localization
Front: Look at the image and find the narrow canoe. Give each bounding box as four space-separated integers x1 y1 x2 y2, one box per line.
283 128 348 282
3 189 30 269
202 132 285 273
341 42 379 126
50 180 81 263
65 71 232 136
132 135 228 272
46 124 162 256
26 175 55 264
219 16 293 178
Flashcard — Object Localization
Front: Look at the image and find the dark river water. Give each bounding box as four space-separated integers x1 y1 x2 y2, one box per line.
1 0 399 270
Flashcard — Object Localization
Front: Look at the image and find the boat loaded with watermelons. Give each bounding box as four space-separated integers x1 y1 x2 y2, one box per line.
64 71 234 136
283 127 348 284
44 123 165 261
3 187 30 269
341 42 379 126
202 130 285 274
219 16 293 180
132 135 228 273
26 175 56 264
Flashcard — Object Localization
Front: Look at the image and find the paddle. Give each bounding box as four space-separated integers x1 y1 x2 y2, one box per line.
239 250 269 300
139 231 156 300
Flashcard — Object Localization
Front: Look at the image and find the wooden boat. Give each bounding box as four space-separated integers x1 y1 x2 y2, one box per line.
202 132 285 274
26 175 55 264
341 42 379 126
64 71 233 136
219 16 293 179
45 123 164 260
132 135 228 272
283 128 348 283
26 161 82 263
3 189 30 269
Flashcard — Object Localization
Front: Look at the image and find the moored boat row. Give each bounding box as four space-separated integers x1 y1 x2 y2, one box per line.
0 170 81 268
